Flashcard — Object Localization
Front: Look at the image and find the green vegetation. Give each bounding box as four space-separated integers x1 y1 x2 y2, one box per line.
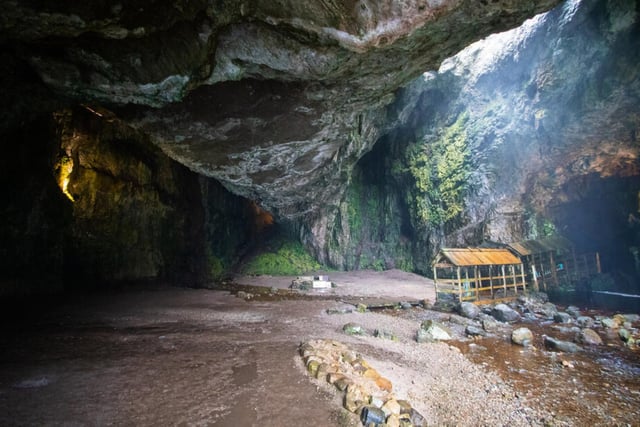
241 238 322 276
406 112 471 229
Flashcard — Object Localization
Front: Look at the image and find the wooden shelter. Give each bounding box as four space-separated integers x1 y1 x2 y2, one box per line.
507 236 601 291
432 248 527 303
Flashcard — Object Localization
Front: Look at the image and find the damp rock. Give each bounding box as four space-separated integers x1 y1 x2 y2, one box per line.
458 301 481 319
491 303 521 323
481 317 501 332
554 312 573 324
576 316 595 328
466 325 487 337
576 328 603 345
544 335 582 353
360 406 386 425
601 317 621 329
619 328 631 342
511 327 533 346
566 305 581 318
343 322 366 335
417 320 452 343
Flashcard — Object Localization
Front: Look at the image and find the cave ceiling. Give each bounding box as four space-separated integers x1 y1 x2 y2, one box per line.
1 0 563 220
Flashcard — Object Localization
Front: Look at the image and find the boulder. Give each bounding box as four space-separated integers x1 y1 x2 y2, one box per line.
458 302 481 319
449 314 477 326
544 335 582 353
343 323 365 335
601 317 621 329
538 302 559 319
566 306 581 318
417 320 452 343
491 304 521 322
621 313 640 323
576 329 603 345
466 325 487 337
619 328 631 342
576 316 595 328
511 327 534 346
481 317 501 333
553 312 573 324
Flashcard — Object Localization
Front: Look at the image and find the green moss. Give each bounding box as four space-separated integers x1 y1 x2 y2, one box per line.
406 111 471 229
241 238 322 276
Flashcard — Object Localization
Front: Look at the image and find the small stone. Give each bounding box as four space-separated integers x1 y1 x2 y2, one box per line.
327 372 345 384
306 360 320 376
369 395 385 408
360 406 386 425
576 316 595 328
237 291 247 299
622 313 640 323
374 329 397 340
561 360 575 369
544 335 582 353
511 327 533 346
601 317 620 329
619 328 631 342
343 322 365 335
356 303 368 313
410 408 427 427
465 325 487 337
417 320 452 342
381 399 402 417
334 377 353 391
363 368 381 380
345 384 369 413
315 363 330 380
576 328 603 345
397 400 413 415
482 317 500 332
554 312 573 324
566 305 581 318
375 377 393 392
400 302 413 309
386 413 401 427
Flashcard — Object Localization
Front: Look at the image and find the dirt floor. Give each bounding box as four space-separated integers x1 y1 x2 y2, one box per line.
0 270 638 426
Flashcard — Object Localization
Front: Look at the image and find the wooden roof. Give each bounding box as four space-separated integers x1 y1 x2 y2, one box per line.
507 236 573 256
434 248 522 267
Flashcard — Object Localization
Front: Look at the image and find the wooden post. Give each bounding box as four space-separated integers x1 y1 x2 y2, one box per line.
572 247 578 281
457 267 462 302
596 252 601 274
489 265 494 299
501 265 507 296
464 268 470 301
510 265 517 296
520 263 527 295
433 265 438 300
474 265 479 301
549 251 558 288
531 263 539 292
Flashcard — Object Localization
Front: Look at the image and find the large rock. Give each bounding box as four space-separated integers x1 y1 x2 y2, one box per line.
576 329 603 346
491 304 521 323
458 302 481 319
511 328 534 346
554 312 573 324
544 336 582 353
417 320 452 343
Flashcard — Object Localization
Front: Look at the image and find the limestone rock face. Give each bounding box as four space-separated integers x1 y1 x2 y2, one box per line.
2 0 561 221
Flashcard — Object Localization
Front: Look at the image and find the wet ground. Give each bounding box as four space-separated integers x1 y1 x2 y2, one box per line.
1 277 639 426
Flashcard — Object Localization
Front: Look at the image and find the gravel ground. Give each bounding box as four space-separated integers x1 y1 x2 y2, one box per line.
0 273 575 426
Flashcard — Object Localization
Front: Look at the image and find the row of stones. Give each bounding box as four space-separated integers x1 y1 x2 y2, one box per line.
300 339 426 427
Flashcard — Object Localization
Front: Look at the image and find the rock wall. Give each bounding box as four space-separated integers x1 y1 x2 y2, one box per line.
313 0 640 274
0 107 256 295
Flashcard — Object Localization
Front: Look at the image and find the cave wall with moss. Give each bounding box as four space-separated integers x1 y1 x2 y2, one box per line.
316 0 640 278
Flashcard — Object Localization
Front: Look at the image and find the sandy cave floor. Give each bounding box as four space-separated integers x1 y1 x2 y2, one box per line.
0 270 638 426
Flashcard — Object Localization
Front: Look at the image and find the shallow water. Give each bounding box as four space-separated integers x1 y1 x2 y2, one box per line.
450 311 640 426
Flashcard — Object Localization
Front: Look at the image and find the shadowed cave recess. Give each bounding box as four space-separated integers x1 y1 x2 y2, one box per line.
1 0 640 297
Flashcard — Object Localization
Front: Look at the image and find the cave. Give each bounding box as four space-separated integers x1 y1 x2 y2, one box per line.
1 0 640 425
